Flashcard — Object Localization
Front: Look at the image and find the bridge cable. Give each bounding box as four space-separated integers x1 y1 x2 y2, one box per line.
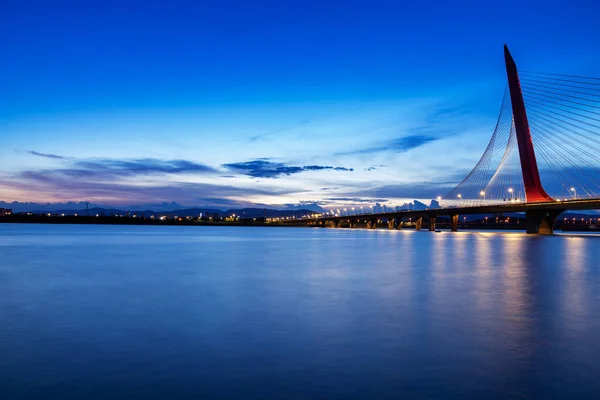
521 70 600 82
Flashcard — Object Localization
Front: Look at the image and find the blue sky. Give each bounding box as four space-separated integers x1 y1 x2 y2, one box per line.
1 0 599 209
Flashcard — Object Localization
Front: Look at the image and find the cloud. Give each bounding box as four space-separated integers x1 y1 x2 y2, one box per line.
19 156 219 182
303 165 352 172
28 150 66 159
0 155 246 206
335 102 476 157
2 170 295 206
72 158 217 176
338 146 389 156
389 135 438 151
325 197 389 203
25 150 220 178
365 165 385 172
222 160 353 178
248 120 311 142
337 134 440 156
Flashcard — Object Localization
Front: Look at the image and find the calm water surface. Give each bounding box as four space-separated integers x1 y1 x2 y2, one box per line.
1 224 600 399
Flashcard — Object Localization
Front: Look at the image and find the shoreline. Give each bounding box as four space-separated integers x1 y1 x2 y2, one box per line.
1 215 598 232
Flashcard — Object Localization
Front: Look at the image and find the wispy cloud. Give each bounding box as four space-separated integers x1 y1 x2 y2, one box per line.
338 146 388 156
336 134 439 156
335 103 476 157
22 155 218 181
222 160 353 178
248 120 311 142
72 158 217 176
28 150 66 159
390 135 438 151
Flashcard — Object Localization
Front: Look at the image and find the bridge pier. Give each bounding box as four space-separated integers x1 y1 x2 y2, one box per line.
429 216 436 231
367 219 377 229
450 215 459 232
525 210 562 234
325 219 339 228
350 219 358 229
414 217 423 231
396 218 402 230
388 218 398 230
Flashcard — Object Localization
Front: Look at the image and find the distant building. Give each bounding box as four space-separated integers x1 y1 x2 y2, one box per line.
0 208 12 216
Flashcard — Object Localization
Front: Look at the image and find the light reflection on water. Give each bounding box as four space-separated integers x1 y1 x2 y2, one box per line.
1 224 600 399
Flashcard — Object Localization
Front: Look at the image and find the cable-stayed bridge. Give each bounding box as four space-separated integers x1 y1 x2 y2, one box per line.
284 46 600 234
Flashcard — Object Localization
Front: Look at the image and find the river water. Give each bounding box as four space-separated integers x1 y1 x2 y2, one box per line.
1 224 600 399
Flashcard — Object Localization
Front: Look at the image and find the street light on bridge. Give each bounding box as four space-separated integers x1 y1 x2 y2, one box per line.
570 187 577 199
480 191 486 201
